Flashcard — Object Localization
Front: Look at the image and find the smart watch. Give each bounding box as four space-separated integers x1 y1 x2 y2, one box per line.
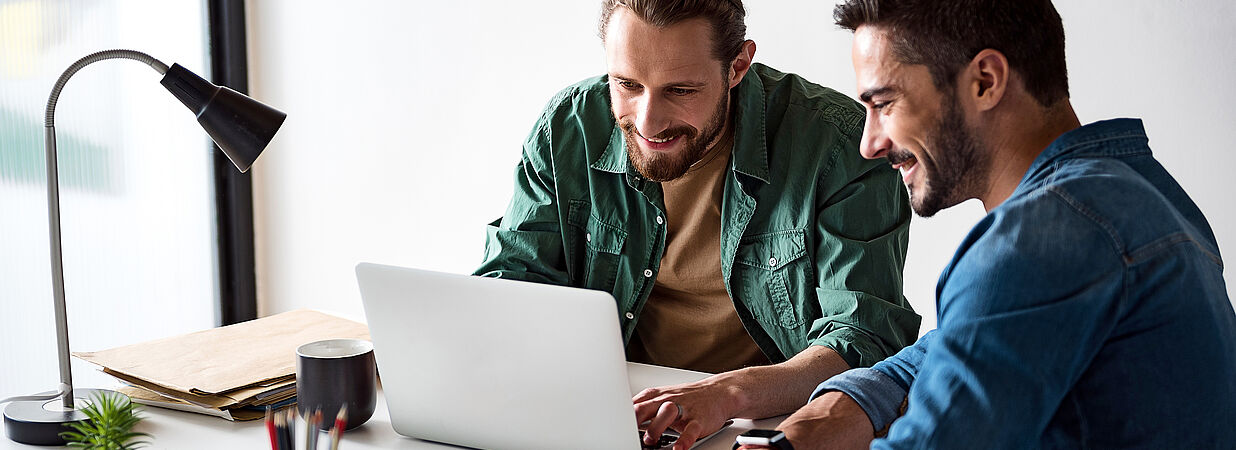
732 429 794 450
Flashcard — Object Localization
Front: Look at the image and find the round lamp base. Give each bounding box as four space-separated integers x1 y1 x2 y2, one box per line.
3 388 118 446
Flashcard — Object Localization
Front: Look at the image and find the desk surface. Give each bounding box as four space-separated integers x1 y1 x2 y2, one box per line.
3 363 784 449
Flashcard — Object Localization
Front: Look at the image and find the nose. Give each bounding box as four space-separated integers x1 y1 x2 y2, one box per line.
859 111 891 160
634 93 671 139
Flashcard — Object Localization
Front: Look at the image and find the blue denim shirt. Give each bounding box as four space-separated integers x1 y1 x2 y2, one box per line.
815 119 1236 448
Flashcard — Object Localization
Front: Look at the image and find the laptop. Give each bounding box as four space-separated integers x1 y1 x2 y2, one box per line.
356 263 731 450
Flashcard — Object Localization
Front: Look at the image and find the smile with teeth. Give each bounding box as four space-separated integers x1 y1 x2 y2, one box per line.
644 135 678 144
893 157 918 184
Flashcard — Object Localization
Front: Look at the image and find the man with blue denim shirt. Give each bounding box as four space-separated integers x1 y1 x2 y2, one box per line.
743 1 1236 449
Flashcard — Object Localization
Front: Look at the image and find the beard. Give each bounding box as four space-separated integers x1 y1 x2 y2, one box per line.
618 89 729 182
893 94 992 217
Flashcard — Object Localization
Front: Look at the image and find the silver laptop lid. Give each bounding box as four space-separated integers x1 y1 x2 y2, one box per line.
356 263 640 450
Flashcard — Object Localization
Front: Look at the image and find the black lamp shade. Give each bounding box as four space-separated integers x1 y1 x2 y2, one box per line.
159 63 286 172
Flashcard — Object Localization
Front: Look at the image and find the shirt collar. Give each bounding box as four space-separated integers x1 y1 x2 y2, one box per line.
1021 118 1150 184
730 68 770 183
591 66 771 184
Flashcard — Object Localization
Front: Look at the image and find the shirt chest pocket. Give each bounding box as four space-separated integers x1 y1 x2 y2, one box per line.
567 201 627 292
733 229 810 328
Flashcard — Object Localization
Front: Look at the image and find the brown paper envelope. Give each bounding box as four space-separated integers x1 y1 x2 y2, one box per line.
105 368 293 409
75 309 368 395
223 407 270 422
116 385 234 420
238 388 297 407
117 385 272 422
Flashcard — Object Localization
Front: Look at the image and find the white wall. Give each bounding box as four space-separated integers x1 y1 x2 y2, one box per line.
247 1 1236 333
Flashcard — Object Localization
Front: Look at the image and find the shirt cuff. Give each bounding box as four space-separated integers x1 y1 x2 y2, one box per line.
810 368 907 432
808 327 877 369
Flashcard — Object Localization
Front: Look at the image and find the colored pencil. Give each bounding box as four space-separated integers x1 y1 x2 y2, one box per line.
287 408 298 450
274 410 287 450
265 406 277 450
307 408 322 450
329 405 348 450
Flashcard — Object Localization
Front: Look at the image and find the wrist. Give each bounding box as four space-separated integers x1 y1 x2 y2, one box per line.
719 360 819 419
779 391 874 449
710 366 756 417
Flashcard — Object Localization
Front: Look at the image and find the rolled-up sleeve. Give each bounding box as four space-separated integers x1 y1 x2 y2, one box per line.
810 330 933 431
808 146 920 368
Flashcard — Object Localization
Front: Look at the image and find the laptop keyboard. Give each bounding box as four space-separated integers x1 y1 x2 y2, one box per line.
639 430 678 449
637 419 732 449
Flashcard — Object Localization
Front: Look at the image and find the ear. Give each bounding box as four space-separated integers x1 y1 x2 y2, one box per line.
728 40 757 88
964 49 1009 112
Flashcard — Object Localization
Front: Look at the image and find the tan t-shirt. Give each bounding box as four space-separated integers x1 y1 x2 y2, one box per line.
626 131 772 373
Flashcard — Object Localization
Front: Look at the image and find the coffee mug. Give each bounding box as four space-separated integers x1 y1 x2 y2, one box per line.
295 338 377 430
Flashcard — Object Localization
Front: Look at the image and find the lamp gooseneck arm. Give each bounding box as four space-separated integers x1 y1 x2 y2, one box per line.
46 50 168 127
43 50 168 409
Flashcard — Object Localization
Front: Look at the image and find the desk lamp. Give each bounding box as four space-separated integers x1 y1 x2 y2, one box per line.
1 49 286 445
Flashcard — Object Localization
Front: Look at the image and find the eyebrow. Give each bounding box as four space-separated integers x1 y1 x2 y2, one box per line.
859 86 897 104
609 74 708 89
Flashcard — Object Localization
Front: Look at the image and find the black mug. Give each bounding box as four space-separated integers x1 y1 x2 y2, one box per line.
295 338 377 430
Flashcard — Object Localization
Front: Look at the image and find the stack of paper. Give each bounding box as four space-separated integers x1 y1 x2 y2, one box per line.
74 309 369 421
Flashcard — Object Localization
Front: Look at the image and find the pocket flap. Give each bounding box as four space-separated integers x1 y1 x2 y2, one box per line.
585 219 627 254
568 201 627 255
735 229 807 270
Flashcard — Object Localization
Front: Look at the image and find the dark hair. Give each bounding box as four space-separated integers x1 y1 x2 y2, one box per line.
599 0 747 64
835 0 1069 106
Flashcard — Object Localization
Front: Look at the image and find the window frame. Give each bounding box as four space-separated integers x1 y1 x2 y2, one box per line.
207 0 258 326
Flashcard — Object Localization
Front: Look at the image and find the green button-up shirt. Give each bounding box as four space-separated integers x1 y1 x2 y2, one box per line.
475 63 920 368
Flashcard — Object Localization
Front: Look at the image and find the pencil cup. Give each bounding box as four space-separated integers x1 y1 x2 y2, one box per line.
296 338 377 430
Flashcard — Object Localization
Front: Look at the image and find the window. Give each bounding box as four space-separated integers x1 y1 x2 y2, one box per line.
0 0 231 397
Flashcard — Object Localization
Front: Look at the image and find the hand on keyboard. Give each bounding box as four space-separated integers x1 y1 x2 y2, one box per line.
639 429 679 449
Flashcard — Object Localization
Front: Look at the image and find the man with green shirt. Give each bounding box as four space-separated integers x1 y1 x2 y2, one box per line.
474 0 918 447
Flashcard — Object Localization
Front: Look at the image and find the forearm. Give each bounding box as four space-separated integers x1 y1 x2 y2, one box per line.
777 391 875 450
723 345 851 419
812 368 908 434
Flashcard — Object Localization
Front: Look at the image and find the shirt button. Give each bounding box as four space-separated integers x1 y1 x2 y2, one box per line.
768 257 778 267
625 312 635 320
656 216 664 225
585 233 591 242
643 269 653 278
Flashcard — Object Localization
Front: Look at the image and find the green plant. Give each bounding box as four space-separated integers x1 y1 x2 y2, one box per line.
59 391 151 449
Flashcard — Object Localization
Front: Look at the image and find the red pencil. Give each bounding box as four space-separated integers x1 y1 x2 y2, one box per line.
265 406 276 450
329 405 348 450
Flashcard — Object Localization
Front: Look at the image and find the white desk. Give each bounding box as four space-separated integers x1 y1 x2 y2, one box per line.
3 363 785 449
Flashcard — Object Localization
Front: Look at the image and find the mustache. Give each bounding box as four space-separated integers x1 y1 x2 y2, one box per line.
617 119 697 141
887 148 916 166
